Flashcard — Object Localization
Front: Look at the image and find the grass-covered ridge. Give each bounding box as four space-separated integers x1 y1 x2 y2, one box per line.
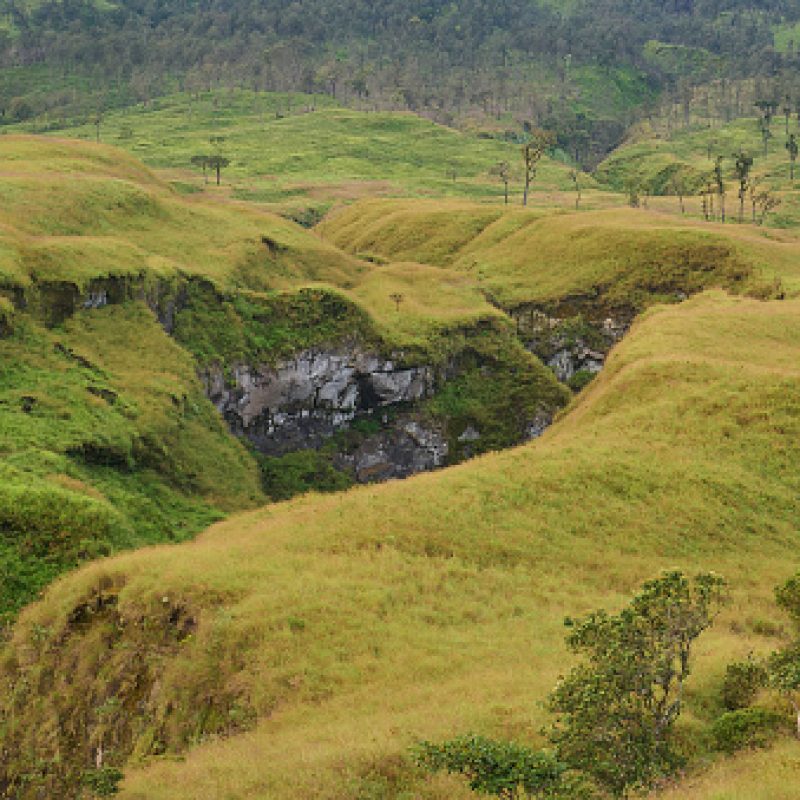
1 291 799 798
0 136 570 626
0 303 264 625
0 134 365 293
318 199 799 308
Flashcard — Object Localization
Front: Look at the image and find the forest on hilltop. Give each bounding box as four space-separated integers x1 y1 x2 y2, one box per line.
2 0 800 162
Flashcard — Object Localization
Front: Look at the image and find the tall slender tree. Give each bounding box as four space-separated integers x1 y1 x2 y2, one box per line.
521 129 554 207
733 151 753 223
787 134 799 181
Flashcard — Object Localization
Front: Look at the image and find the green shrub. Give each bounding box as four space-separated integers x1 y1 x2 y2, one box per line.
259 450 353 502
721 660 768 710
413 734 593 798
82 767 124 796
567 370 596 393
711 708 783 754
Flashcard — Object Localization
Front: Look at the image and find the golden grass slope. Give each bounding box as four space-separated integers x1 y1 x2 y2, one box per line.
0 135 365 292
3 291 799 798
319 199 800 307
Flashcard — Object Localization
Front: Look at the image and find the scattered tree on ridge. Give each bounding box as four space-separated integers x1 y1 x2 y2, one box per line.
521 129 554 207
190 154 210 184
495 160 511 205
787 133 799 181
714 156 726 222
207 155 231 186
570 169 582 210
733 150 754 223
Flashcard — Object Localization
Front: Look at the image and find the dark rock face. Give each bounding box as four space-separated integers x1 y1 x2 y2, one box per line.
515 309 629 386
203 348 449 482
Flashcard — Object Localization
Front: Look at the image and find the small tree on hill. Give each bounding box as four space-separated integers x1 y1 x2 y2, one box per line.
714 156 726 222
786 134 799 181
191 154 210 184
207 154 231 186
570 170 582 210
496 161 511 205
759 116 773 158
521 129 555 207
733 151 754 223
548 571 728 798
754 188 781 225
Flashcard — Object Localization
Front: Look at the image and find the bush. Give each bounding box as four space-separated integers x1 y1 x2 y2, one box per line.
711 708 783 754
721 660 767 710
82 767 124 796
259 450 353 501
413 734 595 798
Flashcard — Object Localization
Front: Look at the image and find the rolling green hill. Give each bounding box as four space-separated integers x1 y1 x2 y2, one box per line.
10 90 582 210
2 290 799 799
596 115 800 228
2 130 800 799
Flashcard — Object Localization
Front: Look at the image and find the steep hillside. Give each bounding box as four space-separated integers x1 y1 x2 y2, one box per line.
1 291 799 798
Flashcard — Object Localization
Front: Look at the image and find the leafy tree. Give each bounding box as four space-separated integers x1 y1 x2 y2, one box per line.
786 134 799 181
733 150 753 223
548 571 728 798
753 188 781 225
521 130 554 207
759 116 773 157
495 161 511 205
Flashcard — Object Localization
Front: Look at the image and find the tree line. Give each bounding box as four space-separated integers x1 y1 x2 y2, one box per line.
2 0 800 164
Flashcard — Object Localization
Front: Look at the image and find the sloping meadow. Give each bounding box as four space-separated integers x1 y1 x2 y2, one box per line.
1 292 799 798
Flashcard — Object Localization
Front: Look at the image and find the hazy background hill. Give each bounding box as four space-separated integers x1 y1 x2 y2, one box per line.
2 0 800 163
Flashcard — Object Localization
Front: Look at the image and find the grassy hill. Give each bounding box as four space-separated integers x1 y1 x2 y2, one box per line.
0 136 564 624
2 290 799 798
10 90 583 209
596 115 800 228
318 199 799 308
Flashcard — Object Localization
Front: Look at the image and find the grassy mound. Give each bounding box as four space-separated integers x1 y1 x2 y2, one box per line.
0 134 365 293
319 200 798 308
2 291 799 798
0 302 263 625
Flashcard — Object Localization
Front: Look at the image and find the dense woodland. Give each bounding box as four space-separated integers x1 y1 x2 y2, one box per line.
2 0 800 162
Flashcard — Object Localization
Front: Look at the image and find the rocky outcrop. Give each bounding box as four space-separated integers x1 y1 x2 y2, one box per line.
514 308 629 386
203 348 447 482
335 419 449 483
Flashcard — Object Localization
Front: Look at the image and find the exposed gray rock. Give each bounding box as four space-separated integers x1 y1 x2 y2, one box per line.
547 346 605 383
526 412 553 440
203 348 437 470
336 419 448 483
515 308 629 387
458 426 482 443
